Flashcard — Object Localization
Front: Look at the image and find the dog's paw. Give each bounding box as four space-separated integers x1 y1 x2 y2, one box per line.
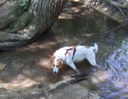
97 64 107 70
91 67 98 72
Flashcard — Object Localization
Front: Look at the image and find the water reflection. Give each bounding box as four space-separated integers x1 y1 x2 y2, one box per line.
99 37 128 99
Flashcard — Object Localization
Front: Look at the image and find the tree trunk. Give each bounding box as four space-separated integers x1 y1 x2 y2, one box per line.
0 0 68 50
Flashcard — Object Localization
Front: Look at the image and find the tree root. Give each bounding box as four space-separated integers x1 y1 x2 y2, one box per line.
41 73 88 97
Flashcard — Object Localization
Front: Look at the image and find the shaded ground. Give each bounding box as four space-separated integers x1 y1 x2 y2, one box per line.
0 29 99 99
0 0 128 99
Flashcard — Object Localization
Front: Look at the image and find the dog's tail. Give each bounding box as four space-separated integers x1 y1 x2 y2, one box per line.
92 43 98 53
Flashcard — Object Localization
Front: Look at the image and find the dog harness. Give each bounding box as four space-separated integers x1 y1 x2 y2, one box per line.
65 46 76 59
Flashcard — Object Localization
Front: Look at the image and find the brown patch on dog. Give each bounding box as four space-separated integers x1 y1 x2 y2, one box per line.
49 55 55 65
49 55 63 68
57 59 63 68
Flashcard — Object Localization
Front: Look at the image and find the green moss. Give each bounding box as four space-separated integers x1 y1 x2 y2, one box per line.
10 0 30 17
19 0 30 10
8 12 33 32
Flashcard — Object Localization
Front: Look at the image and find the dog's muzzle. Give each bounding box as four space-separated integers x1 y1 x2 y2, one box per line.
53 66 59 74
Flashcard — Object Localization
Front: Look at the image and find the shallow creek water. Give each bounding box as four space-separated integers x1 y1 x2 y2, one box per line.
0 2 128 99
53 8 128 98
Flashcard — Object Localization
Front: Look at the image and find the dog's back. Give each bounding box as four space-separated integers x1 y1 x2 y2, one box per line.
54 43 98 59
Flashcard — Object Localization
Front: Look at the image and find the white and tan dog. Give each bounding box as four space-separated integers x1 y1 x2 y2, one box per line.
50 43 98 74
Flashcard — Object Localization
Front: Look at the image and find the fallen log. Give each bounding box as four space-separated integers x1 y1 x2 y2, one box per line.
42 73 88 97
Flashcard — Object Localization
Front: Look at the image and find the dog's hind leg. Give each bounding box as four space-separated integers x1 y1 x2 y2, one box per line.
86 52 98 67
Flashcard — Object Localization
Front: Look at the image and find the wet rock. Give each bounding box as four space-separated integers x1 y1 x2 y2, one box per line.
46 81 101 99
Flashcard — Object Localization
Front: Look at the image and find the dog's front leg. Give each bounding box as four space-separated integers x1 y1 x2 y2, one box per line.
66 60 80 74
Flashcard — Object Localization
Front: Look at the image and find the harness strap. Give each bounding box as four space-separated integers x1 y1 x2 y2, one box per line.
65 46 76 59
72 46 76 59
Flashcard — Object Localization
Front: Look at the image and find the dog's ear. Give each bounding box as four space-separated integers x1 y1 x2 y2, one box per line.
49 55 55 64
57 59 63 67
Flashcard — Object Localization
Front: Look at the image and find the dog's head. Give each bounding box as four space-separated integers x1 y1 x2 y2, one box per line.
49 55 63 74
